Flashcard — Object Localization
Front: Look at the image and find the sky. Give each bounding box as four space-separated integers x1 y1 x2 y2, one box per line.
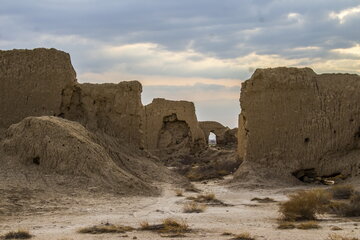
1 0 359 128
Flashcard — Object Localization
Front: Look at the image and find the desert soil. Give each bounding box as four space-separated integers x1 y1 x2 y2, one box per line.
1 176 359 240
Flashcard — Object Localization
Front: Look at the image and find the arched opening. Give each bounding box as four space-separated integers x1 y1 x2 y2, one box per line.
209 132 217 146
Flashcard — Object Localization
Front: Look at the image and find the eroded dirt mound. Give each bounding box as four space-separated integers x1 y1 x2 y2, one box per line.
0 116 187 200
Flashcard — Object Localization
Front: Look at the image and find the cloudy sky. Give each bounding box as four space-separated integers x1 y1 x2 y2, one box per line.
1 0 359 127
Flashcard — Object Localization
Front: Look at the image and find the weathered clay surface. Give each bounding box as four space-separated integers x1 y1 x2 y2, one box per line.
61 82 144 148
0 116 186 196
143 98 206 158
0 48 76 130
235 67 360 182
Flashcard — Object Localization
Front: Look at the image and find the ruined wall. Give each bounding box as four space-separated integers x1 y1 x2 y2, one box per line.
199 121 229 145
144 98 206 156
0 48 143 147
61 81 144 148
236 67 360 181
0 48 76 129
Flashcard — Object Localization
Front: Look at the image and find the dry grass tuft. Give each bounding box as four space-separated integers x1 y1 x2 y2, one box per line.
296 221 321 230
277 221 296 229
328 233 359 240
183 202 206 213
279 189 331 221
161 218 190 233
230 232 255 240
140 218 190 234
78 224 133 234
196 193 216 202
330 185 355 200
175 189 184 197
3 230 32 239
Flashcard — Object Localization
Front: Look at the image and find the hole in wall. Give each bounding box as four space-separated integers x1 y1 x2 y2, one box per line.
32 156 40 165
209 132 217 146
304 137 310 143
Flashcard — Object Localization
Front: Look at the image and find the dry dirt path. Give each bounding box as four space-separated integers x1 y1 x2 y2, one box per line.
1 177 360 240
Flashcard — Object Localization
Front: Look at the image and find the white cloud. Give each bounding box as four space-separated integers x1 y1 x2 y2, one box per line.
330 5 360 24
290 46 321 51
287 12 303 24
331 44 360 57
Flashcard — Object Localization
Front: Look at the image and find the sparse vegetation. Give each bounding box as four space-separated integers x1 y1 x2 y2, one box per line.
175 189 184 197
140 218 190 234
296 221 321 230
279 189 331 221
230 232 255 240
183 201 206 213
330 185 355 200
186 192 230 206
78 224 134 234
328 233 359 240
277 221 320 230
3 230 32 239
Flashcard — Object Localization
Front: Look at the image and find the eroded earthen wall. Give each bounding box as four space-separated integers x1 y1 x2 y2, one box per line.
144 98 206 155
236 67 360 180
0 48 76 129
61 82 144 147
0 48 144 147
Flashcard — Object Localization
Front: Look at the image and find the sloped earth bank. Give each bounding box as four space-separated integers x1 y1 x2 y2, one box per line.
1 177 359 240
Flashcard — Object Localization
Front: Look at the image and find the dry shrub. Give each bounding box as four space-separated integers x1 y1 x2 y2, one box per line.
327 201 348 214
328 233 359 240
183 202 206 213
279 189 331 221
78 224 133 234
161 218 189 233
330 185 355 200
336 192 360 217
196 193 215 202
296 221 321 230
175 189 184 197
230 232 255 240
3 230 32 239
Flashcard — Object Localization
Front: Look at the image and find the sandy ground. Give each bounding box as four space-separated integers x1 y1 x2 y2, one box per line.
1 176 360 240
